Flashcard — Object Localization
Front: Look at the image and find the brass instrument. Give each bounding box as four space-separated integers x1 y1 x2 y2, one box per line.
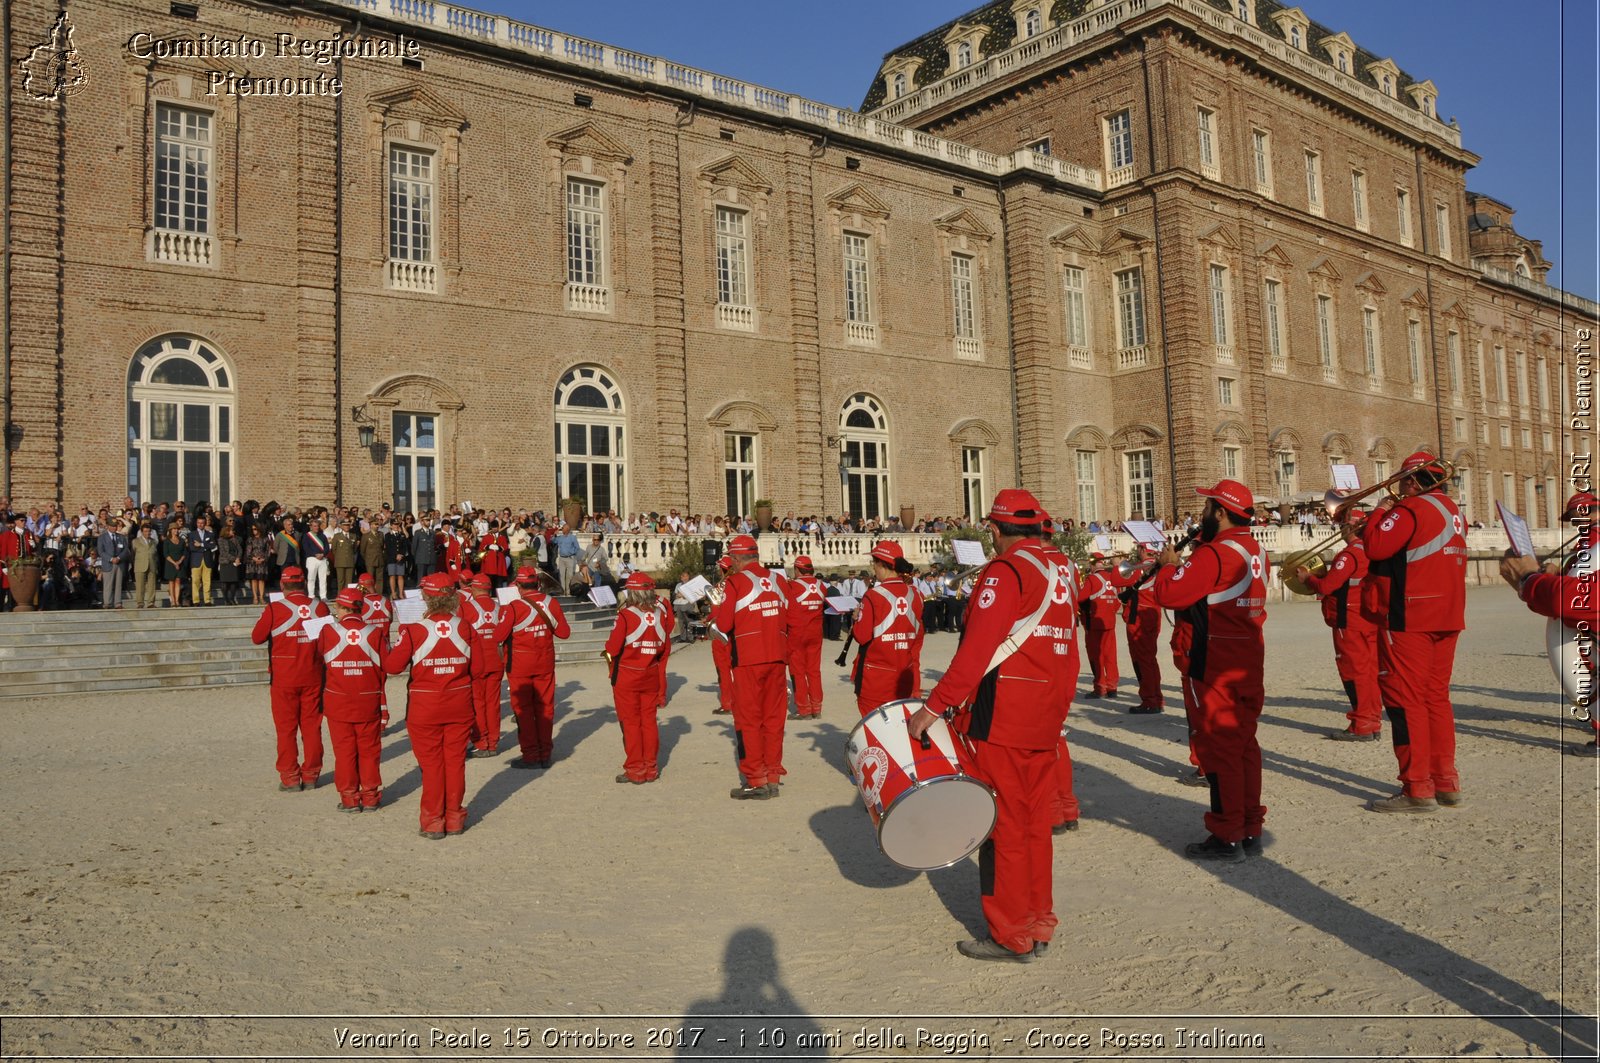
1281 524 1354 596
1321 458 1459 520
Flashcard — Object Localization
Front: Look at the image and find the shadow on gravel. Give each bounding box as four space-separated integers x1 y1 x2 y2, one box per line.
676 928 824 1058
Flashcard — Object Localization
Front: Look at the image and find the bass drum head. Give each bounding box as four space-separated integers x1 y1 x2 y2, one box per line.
877 776 997 871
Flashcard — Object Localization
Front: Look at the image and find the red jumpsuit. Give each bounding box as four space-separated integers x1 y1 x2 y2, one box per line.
1078 569 1121 696
713 565 790 788
478 532 510 582
1303 540 1380 735
1362 490 1467 799
461 593 512 753
850 579 924 716
1153 527 1268 845
924 539 1080 955
504 591 570 765
605 602 673 781
318 616 386 808
1120 577 1164 709
786 574 827 717
385 611 481 833
361 593 394 725
251 593 331 787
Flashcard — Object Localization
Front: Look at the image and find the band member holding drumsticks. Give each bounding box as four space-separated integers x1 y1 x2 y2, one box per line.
605 572 673 784
505 565 570 769
1152 480 1269 863
1297 508 1382 741
786 555 827 718
847 542 925 717
1361 452 1467 813
1500 491 1598 756
909 489 1080 963
713 534 790 800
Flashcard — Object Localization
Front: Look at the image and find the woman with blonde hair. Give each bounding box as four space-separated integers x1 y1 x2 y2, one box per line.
603 571 674 783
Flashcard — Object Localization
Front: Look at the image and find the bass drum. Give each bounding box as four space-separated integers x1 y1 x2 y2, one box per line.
1546 617 1594 719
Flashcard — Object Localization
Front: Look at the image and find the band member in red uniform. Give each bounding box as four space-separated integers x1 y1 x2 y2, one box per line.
786 555 827 718
385 572 482 839
319 587 386 811
846 542 924 716
1361 452 1467 813
1297 508 1381 741
1078 553 1121 698
712 534 789 799
1501 491 1599 756
711 556 735 716
358 573 394 728
605 571 673 784
477 521 511 589
1119 546 1164 714
461 574 511 758
908 489 1079 962
250 566 330 791
1152 480 1269 862
505 566 570 769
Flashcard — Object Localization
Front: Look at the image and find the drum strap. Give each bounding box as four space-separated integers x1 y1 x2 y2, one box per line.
982 551 1063 676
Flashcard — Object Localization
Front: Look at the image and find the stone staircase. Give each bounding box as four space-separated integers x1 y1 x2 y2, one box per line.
0 598 619 699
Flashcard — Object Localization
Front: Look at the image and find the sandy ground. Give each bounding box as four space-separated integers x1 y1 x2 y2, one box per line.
0 588 1596 1061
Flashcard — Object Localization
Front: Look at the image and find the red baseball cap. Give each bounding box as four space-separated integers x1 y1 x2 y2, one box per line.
514 566 541 586
727 534 758 555
1090 551 1107 560
470 574 492 591
356 573 375 587
716 556 733 572
1563 492 1597 520
625 571 655 590
986 488 1049 525
280 566 305 582
335 587 364 609
794 555 814 572
1401 450 1444 475
1342 506 1369 525
870 541 904 564
420 573 455 594
1196 479 1254 518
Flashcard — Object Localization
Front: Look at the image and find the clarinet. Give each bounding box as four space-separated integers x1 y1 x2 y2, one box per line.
1117 528 1199 604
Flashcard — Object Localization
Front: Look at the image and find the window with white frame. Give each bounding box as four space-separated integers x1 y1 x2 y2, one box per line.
1502 473 1515 513
1351 169 1368 230
1218 376 1236 406
1264 279 1286 371
956 41 973 68
1222 445 1240 480
1236 0 1250 21
1115 267 1146 349
1454 416 1466 441
950 253 978 342
565 178 607 307
1543 429 1553 450
1396 187 1412 246
892 73 907 98
1500 424 1511 448
1075 450 1098 523
723 431 758 517
392 412 439 514
1304 150 1322 214
1251 130 1273 195
1316 294 1335 372
843 231 873 326
1024 8 1042 36
1434 203 1452 259
1407 319 1423 385
1208 264 1231 347
840 393 890 520
1537 355 1549 410
1494 345 1508 401
1453 466 1471 520
1290 25 1301 49
1521 427 1532 449
1125 449 1155 521
1515 350 1529 411
1362 307 1380 381
1275 450 1298 498
154 104 211 240
127 335 235 507
1105 110 1134 174
389 145 434 265
1197 107 1218 177
1374 459 1389 483
961 446 986 521
1063 266 1089 350
554 365 627 516
715 206 753 327
1026 137 1051 156
1447 330 1462 403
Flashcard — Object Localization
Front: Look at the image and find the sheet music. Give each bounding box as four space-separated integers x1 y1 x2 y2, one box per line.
951 539 987 566
403 589 421 600
589 585 618 608
495 586 519 605
1121 520 1167 547
301 616 336 641
1495 502 1536 558
267 592 284 603
1094 535 1112 553
826 596 858 612
678 575 711 602
393 598 427 625
1330 464 1362 493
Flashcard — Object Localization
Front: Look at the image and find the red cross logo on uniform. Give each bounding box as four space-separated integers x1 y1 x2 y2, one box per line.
1050 565 1074 605
298 605 312 620
892 597 910 617
1452 514 1465 538
435 621 452 637
1249 554 1265 580
346 631 362 646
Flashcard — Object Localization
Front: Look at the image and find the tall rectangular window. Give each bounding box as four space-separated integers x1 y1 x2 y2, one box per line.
1515 351 1529 412
1351 169 1368 230
1075 450 1098 523
1115 267 1146 349
565 178 605 285
950 254 977 339
1218 376 1236 406
1208 264 1230 346
1304 150 1322 214
1196 107 1217 175
1316 294 1335 371
1537 355 1550 410
1396 187 1412 246
1264 279 1286 370
1125 450 1154 521
388 146 434 263
1434 203 1452 259
392 412 438 514
1221 445 1240 480
723 432 757 517
1063 266 1089 348
1251 129 1273 194
154 104 211 233
1375 459 1389 484
1447 330 1462 402
961 447 986 521
1276 451 1299 498
843 232 873 323
1362 307 1380 380
1407 320 1423 384
1105 110 1134 171
1494 346 1508 401
714 206 751 308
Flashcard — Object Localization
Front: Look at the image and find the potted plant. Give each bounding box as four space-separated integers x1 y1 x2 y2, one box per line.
753 499 775 531
5 553 43 613
560 496 585 530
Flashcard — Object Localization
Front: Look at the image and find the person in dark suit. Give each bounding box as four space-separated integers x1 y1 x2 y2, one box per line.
411 517 437 580
187 515 218 606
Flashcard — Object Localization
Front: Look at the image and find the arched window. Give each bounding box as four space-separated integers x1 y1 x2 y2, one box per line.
127 335 235 506
1025 9 1042 36
555 365 626 515
892 72 907 98
956 41 973 68
840 393 890 520
1290 26 1301 49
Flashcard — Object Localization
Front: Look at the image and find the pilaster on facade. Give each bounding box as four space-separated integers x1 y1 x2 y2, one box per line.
296 95 340 503
783 140 825 514
996 183 1057 506
646 109 690 509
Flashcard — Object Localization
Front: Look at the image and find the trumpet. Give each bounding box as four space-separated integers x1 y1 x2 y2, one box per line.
1321 458 1458 520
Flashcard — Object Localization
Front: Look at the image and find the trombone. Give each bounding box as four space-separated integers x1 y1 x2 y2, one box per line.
1282 523 1358 596
1320 457 1458 521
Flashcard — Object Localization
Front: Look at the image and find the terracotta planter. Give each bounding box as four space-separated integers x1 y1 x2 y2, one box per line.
755 505 774 531
899 505 916 530
7 563 41 612
562 502 584 529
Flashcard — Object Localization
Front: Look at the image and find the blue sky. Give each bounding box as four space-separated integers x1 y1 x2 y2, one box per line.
490 0 1598 299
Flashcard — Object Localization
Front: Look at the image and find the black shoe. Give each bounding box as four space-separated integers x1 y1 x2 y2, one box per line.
729 785 771 800
510 759 539 770
956 938 1034 963
1082 691 1103 700
1184 835 1245 863
277 782 302 792
336 803 362 813
1130 704 1163 714
1327 727 1381 742
1052 820 1079 834
616 773 635 784
1177 769 1209 788
419 830 446 840
1103 690 1121 699
764 783 781 797
539 759 553 769
1241 835 1261 857
1567 741 1600 758
470 748 498 758
1032 940 1050 958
